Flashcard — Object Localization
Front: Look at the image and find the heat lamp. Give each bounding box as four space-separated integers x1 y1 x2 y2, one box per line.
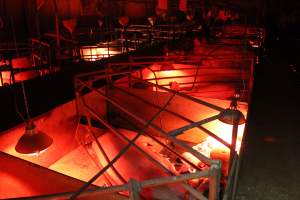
15 82 53 155
118 16 129 28
218 94 245 125
62 18 77 37
15 121 53 155
148 16 156 27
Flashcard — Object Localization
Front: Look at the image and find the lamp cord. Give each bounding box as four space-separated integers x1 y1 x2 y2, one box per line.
21 82 31 122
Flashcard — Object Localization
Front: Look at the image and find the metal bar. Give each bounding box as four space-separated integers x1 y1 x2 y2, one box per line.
25 169 210 200
182 184 208 200
143 78 245 85
0 71 3 86
70 92 177 199
209 160 222 200
85 114 127 184
113 86 231 149
129 179 141 200
0 64 51 72
129 56 252 62
232 152 242 200
169 114 221 137
140 170 210 188
77 78 212 165
229 114 239 171
131 77 224 112
223 153 238 200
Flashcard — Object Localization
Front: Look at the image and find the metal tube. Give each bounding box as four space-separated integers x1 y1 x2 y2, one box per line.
129 179 141 200
28 170 210 200
85 114 127 184
223 153 238 200
141 170 210 188
182 184 208 200
131 76 224 112
169 114 221 137
113 85 231 148
229 113 239 171
208 160 222 200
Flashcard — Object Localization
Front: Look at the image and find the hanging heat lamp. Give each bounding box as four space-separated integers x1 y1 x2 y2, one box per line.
98 18 103 28
148 16 157 27
186 12 194 22
218 94 246 125
15 121 53 155
62 18 77 37
118 16 129 28
15 82 53 155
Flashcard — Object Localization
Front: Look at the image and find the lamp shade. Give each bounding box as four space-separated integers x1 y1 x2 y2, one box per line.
118 16 129 27
15 123 53 155
148 16 156 26
218 108 246 125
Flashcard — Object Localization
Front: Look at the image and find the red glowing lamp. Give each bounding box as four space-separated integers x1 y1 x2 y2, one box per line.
218 94 245 125
148 16 157 26
218 109 245 125
62 18 77 35
118 16 129 27
15 122 53 155
15 82 53 155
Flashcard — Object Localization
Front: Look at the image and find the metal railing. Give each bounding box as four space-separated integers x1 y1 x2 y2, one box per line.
72 51 254 198
111 55 254 101
77 55 253 200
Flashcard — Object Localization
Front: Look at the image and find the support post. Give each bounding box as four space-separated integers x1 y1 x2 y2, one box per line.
129 178 141 199
229 112 240 171
209 160 222 200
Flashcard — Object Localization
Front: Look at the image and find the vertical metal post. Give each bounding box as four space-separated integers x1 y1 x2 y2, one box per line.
9 59 16 84
0 70 3 86
129 179 141 200
229 112 239 171
209 160 222 200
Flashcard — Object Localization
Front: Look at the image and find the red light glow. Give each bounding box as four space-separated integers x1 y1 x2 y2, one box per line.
80 47 121 61
144 63 186 91
21 149 48 157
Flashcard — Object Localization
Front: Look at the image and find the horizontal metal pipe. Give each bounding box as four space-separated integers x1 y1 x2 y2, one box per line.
131 77 224 112
113 86 231 149
24 170 210 200
169 114 221 137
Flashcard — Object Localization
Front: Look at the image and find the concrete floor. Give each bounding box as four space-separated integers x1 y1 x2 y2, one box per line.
236 40 300 199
